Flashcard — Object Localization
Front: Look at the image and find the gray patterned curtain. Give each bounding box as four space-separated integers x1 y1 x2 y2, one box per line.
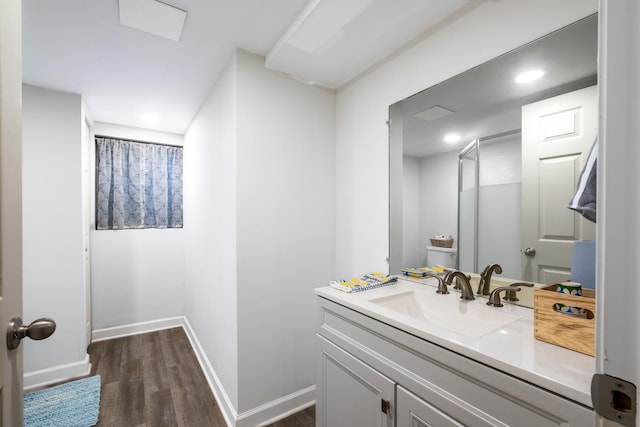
96 137 183 230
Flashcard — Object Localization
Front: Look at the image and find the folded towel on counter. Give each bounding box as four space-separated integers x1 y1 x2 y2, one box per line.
329 272 398 293
568 137 597 223
401 266 448 277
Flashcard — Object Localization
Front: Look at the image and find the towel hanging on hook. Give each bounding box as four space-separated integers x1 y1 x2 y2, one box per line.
568 137 598 223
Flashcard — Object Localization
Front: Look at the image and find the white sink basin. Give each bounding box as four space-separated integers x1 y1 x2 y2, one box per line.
369 290 522 338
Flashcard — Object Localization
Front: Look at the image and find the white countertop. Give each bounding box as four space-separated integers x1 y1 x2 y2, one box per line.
315 278 594 408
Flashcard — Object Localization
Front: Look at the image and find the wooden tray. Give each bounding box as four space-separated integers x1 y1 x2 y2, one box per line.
533 284 596 356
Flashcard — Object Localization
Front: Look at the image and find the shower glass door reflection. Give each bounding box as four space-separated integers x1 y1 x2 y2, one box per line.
458 132 522 279
457 139 478 273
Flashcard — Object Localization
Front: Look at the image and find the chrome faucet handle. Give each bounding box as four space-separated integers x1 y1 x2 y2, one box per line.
449 271 475 300
504 282 534 302
477 263 503 295
425 272 449 294
487 286 520 307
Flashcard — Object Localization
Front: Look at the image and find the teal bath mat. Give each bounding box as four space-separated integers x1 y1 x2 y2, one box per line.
24 375 101 427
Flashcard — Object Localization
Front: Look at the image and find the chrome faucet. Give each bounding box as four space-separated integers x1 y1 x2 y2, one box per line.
477 263 503 295
448 271 475 300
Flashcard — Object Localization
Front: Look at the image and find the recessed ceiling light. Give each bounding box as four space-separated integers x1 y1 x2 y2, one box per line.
414 105 455 122
444 133 461 143
515 69 545 84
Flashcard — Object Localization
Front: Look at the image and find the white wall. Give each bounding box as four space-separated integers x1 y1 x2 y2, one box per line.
184 49 335 424
235 50 335 413
184 53 240 411
598 2 640 425
89 122 185 331
402 156 420 267
22 84 88 380
420 151 458 253
401 151 459 268
335 0 598 277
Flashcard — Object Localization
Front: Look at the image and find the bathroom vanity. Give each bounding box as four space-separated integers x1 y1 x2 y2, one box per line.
315 278 594 426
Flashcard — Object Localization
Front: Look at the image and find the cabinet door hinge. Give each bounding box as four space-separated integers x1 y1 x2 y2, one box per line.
381 398 390 414
592 373 637 427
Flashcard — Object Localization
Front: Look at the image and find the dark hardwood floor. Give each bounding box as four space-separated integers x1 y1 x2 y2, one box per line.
88 327 315 426
267 406 315 427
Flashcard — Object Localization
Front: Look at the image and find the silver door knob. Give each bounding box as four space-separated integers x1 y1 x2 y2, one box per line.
7 317 56 350
523 247 536 257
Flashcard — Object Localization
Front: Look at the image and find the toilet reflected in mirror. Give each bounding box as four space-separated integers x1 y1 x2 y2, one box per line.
425 246 457 269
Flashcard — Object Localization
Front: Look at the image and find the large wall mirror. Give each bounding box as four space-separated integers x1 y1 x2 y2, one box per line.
389 14 597 284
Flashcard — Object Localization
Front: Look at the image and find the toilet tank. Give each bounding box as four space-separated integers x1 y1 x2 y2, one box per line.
426 246 457 268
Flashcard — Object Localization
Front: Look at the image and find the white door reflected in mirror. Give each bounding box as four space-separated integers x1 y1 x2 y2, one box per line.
521 85 597 283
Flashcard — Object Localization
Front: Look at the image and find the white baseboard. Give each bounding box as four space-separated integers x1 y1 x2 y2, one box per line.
181 318 315 427
24 354 92 391
182 318 237 427
240 385 316 427
91 316 184 342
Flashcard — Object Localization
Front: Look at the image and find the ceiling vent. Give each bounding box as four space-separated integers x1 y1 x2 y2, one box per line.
414 105 455 122
119 0 187 42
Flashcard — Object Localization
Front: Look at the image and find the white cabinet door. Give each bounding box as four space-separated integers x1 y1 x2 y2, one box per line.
397 385 465 427
316 335 394 427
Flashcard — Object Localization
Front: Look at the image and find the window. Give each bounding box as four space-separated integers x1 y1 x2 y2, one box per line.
95 136 183 230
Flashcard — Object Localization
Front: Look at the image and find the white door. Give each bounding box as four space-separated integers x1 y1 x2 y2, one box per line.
81 120 92 346
521 85 597 283
0 0 25 425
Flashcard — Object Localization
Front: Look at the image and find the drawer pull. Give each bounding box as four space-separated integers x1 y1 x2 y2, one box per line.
381 399 390 414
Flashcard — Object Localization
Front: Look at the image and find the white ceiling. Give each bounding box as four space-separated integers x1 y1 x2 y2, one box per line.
22 0 470 135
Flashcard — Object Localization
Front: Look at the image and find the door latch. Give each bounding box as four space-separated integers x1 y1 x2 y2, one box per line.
592 373 636 427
